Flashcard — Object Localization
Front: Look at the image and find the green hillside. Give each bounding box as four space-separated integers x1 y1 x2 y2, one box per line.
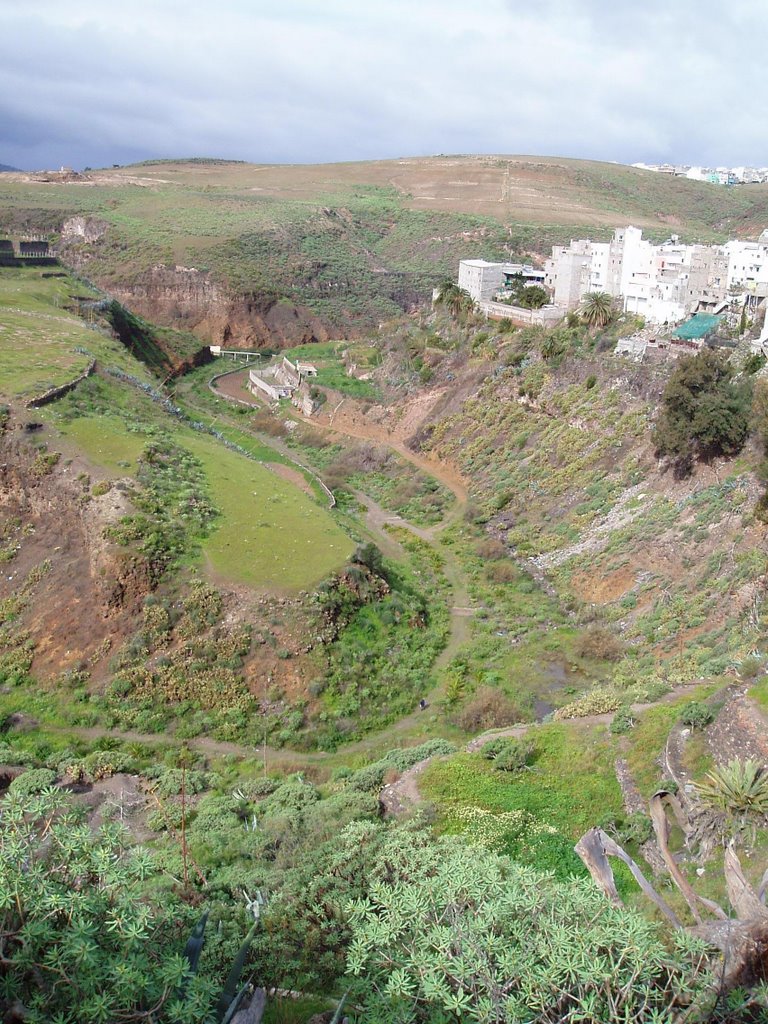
3 156 768 337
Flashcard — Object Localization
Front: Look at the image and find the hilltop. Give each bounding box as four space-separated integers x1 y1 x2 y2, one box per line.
3 155 768 346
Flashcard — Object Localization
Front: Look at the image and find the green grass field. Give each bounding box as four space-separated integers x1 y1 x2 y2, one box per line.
421 721 622 838
56 416 146 474
0 312 93 398
179 433 354 590
0 268 154 398
51 410 354 591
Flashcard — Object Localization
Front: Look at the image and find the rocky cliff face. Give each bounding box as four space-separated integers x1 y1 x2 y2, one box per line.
61 216 109 245
109 265 332 349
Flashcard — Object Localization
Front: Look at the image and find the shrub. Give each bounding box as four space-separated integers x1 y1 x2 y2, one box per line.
553 689 622 720
475 538 507 560
8 768 57 796
575 627 624 662
694 758 768 823
610 707 636 734
487 561 517 584
0 788 213 1022
738 655 764 681
346 740 456 793
481 736 535 772
345 826 711 1023
451 687 523 732
679 701 714 730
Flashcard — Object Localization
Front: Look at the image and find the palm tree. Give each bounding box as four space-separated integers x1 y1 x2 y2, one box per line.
436 281 474 319
579 291 614 328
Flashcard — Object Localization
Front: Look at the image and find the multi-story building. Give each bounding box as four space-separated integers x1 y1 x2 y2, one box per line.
460 227 768 327
543 227 734 324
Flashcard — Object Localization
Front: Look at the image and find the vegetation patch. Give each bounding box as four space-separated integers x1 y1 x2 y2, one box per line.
182 432 354 591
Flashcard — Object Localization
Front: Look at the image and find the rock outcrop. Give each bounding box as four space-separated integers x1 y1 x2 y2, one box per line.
109 265 332 350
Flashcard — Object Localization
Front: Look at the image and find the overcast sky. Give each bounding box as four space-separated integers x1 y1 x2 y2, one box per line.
1 0 766 170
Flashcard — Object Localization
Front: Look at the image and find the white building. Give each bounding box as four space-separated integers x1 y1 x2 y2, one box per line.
457 259 546 303
544 226 735 324
457 260 504 302
461 226 768 328
723 233 768 292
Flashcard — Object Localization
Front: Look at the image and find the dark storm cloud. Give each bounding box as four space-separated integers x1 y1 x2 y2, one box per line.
0 0 765 169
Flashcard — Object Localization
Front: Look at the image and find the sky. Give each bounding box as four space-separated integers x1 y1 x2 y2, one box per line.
1 0 766 170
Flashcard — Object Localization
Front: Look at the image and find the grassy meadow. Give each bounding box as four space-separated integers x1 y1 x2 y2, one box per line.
181 432 354 590
0 267 156 398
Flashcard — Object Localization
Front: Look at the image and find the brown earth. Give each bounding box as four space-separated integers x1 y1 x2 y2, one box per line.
263 462 314 497
0 412 151 680
106 265 332 351
18 155 767 232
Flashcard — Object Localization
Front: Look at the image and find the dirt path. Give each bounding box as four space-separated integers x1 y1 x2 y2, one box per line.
212 369 468 507
49 367 475 768
264 461 315 497
382 682 702 815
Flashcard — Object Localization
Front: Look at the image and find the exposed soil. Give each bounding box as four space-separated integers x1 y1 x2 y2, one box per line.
0 411 150 680
705 684 768 768
263 462 314 497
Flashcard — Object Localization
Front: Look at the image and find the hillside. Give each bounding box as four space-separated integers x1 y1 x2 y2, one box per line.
2 259 768 1019
3 155 768 347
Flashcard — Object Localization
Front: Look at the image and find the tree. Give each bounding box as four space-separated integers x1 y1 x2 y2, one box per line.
513 284 548 309
344 824 710 1023
435 281 474 319
653 348 750 475
0 788 212 1023
579 292 614 328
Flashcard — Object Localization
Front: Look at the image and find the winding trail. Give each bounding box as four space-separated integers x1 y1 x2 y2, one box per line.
208 369 476 649
100 365 478 765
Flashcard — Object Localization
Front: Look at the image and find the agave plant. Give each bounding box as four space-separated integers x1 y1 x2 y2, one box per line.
183 913 260 1023
694 758 768 833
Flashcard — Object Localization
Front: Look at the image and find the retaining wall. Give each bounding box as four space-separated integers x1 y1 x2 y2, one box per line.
26 360 96 408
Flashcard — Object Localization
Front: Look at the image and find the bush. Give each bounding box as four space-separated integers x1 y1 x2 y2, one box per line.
8 767 57 796
575 627 624 662
679 701 714 730
345 826 712 1023
610 707 637 734
451 688 523 732
738 655 764 681
0 788 213 1021
475 538 507 560
487 561 517 584
481 737 535 772
553 689 622 720
346 740 456 792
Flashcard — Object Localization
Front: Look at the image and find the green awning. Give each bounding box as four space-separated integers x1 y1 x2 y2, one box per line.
672 313 720 340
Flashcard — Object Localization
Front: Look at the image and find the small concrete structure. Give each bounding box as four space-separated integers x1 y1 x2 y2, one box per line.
477 299 563 326
458 259 547 303
249 366 295 401
248 356 322 413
